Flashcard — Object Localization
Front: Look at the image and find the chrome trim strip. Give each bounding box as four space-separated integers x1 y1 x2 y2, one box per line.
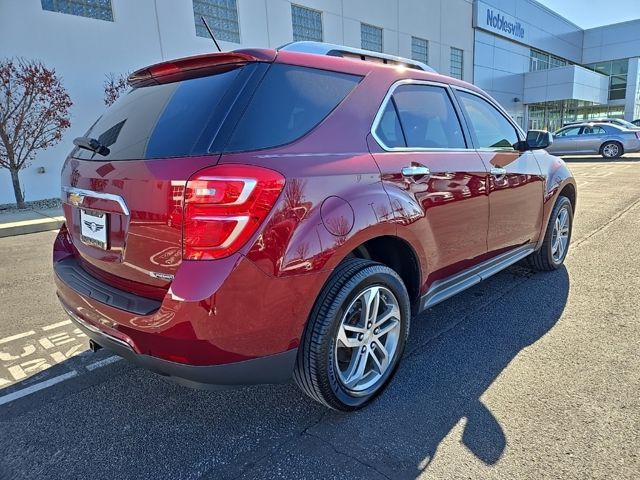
62 186 130 216
420 244 535 311
59 301 133 352
370 79 473 153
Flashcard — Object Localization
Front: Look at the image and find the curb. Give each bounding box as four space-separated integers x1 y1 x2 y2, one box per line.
0 216 65 238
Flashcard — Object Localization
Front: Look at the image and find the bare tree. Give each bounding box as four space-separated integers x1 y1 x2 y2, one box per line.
0 59 72 208
103 72 129 107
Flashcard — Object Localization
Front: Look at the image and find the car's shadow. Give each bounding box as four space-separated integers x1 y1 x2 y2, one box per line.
0 265 569 480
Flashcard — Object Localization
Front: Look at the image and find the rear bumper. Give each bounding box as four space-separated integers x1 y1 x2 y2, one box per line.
59 298 297 388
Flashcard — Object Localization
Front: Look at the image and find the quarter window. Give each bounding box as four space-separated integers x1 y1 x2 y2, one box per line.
40 0 113 21
193 0 240 43
291 4 323 42
379 84 466 149
225 65 361 152
457 91 519 149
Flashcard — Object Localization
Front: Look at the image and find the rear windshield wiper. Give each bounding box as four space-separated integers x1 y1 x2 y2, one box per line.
73 137 110 156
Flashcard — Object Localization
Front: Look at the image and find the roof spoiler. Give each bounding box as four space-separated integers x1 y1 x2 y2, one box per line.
279 41 436 73
128 49 277 87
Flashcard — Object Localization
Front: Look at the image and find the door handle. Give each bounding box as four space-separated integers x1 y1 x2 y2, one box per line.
401 165 431 177
490 167 507 177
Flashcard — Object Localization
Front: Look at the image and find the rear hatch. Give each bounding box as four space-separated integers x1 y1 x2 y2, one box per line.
60 52 273 298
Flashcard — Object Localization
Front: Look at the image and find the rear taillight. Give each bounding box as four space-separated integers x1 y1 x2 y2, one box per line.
183 165 285 260
636 132 640 140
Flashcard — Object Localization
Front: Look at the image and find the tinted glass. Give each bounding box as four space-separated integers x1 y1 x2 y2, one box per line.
457 91 519 149
555 127 581 137
581 126 605 135
375 100 406 148
391 84 466 149
75 67 242 161
225 65 360 152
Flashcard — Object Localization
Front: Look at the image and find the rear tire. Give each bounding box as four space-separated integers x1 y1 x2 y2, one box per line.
601 141 623 159
528 196 573 271
293 258 410 411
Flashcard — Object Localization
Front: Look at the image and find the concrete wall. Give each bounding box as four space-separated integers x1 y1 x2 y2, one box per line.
0 0 474 204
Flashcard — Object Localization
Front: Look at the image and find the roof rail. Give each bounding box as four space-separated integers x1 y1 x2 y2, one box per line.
279 41 436 73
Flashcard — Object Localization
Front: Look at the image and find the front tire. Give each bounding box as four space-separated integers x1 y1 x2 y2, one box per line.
293 258 410 411
528 196 573 271
601 141 623 159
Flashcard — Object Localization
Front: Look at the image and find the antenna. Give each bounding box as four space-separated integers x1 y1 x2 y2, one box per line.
201 15 222 52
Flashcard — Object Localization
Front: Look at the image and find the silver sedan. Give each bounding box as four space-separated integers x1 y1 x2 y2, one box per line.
547 123 640 159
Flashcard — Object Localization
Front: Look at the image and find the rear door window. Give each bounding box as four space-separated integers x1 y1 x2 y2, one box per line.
387 84 466 149
74 66 246 161
224 64 361 152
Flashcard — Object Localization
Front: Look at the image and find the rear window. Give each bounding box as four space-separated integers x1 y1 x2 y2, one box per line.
223 64 361 152
74 66 244 161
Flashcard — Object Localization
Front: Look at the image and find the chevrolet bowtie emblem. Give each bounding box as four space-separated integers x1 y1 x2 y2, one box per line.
68 192 85 207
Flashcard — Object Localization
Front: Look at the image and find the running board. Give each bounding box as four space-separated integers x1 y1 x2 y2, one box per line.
419 244 535 311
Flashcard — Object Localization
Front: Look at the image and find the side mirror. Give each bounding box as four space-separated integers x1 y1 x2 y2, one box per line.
515 130 553 151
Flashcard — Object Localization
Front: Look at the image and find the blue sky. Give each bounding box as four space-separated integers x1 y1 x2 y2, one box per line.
537 0 640 28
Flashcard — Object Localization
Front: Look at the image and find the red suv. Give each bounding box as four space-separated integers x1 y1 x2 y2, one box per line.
53 42 576 410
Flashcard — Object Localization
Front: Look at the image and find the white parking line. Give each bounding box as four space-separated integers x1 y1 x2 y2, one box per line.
42 320 72 331
0 331 35 345
0 371 78 406
85 356 122 371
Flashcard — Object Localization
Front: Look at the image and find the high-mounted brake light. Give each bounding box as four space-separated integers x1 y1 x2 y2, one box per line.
128 49 277 87
183 165 285 260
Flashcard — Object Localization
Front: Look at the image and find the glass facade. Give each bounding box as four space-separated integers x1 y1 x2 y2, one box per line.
291 4 323 42
361 23 383 52
193 0 240 43
40 0 113 21
450 47 464 80
584 59 629 101
411 37 429 65
529 48 568 71
527 100 626 132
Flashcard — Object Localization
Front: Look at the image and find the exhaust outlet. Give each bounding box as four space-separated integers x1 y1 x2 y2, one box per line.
89 339 103 353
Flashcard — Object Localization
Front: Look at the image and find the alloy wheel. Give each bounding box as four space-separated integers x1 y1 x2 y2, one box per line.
334 285 401 393
551 207 570 263
603 143 619 158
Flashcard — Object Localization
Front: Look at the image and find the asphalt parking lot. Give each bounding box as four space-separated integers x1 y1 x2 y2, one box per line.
1 155 639 479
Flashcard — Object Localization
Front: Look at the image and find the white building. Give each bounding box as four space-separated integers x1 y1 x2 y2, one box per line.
0 0 639 204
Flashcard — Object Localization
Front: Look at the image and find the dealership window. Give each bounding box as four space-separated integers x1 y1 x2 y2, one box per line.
450 47 464 80
361 23 383 53
529 49 567 72
193 0 240 43
411 37 429 65
291 4 323 42
584 59 629 101
40 0 113 21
